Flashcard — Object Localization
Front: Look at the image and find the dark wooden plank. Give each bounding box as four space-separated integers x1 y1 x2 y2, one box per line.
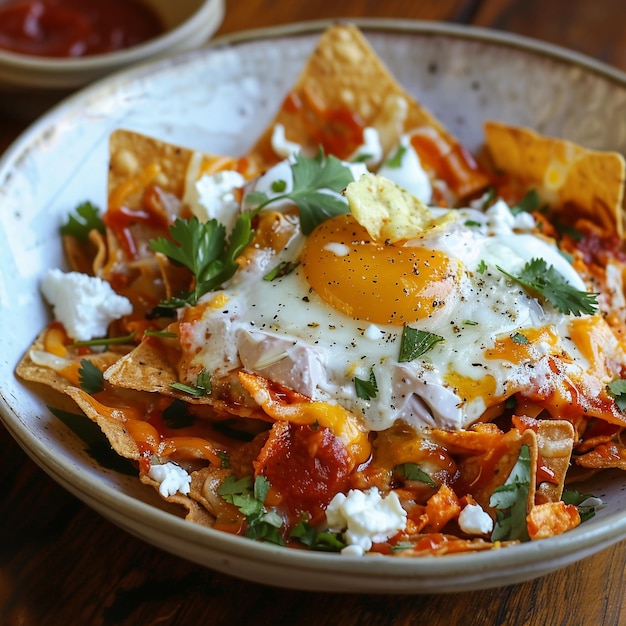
473 0 626 70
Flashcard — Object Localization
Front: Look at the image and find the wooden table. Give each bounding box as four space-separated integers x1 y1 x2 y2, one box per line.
2 1 626 624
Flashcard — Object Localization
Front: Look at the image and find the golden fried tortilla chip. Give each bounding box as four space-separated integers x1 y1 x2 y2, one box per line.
16 329 129 394
247 24 489 199
458 428 538 515
484 120 626 236
109 129 225 210
534 420 575 503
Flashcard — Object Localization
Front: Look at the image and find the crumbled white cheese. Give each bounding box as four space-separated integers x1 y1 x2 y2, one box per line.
458 502 493 535
40 269 132 341
148 462 191 497
188 170 246 229
326 487 407 553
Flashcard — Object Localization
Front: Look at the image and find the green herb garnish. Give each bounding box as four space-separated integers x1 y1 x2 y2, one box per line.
607 379 626 411
398 326 444 362
60 201 105 240
511 332 529 345
497 258 598 316
218 475 284 545
510 189 541 216
354 367 378 400
477 259 487 274
384 144 407 168
290 515 345 552
170 369 211 398
263 260 299 281
245 150 354 235
395 462 438 488
78 359 104 394
562 489 602 523
490 444 531 542
150 213 255 308
74 332 136 347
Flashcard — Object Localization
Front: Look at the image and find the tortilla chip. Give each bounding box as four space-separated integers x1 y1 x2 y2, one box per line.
16 329 130 394
457 428 538 515
104 338 180 395
247 24 488 199
534 420 575 503
576 441 626 470
108 129 234 211
484 120 626 236
66 386 142 460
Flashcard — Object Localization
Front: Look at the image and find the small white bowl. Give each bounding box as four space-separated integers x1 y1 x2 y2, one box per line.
0 0 224 118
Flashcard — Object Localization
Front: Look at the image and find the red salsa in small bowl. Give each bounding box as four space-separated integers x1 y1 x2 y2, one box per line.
0 0 164 58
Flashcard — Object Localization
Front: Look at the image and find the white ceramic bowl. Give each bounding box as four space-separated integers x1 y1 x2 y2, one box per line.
0 0 224 118
1 20 626 594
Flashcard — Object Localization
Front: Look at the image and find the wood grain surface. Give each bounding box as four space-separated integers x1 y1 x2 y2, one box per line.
2 1 626 624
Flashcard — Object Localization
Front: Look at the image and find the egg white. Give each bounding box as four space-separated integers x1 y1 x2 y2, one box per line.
181 171 600 433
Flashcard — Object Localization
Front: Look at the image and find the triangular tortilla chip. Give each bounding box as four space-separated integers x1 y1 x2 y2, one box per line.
484 120 626 236
16 329 131 394
108 129 239 211
534 420 575 503
247 24 488 199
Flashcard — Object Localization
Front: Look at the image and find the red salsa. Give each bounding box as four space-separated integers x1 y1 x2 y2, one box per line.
0 0 164 58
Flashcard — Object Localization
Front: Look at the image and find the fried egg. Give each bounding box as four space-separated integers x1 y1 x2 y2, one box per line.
179 163 613 433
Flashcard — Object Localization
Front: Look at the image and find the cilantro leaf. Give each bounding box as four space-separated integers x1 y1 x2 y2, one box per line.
354 368 378 400
511 332 529 345
150 213 255 307
74 332 136 347
607 379 626 411
218 474 284 545
263 260 299 281
562 489 603 523
395 462 438 488
60 201 105 240
78 359 104 394
290 517 345 552
497 258 598 316
245 150 354 235
384 144 407 168
510 189 541 216
490 444 531 542
398 326 444 362
170 369 211 398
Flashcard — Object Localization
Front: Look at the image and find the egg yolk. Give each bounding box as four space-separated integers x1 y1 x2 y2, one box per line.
301 214 458 326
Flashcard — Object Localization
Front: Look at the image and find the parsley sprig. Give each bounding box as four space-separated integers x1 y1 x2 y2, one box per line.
354 367 378 400
607 379 626 411
150 214 255 308
245 150 354 235
170 369 211 398
398 326 444 362
218 474 284 545
490 444 531 542
78 359 104 394
60 201 105 240
497 258 598 316
290 514 345 551
395 462 438 488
